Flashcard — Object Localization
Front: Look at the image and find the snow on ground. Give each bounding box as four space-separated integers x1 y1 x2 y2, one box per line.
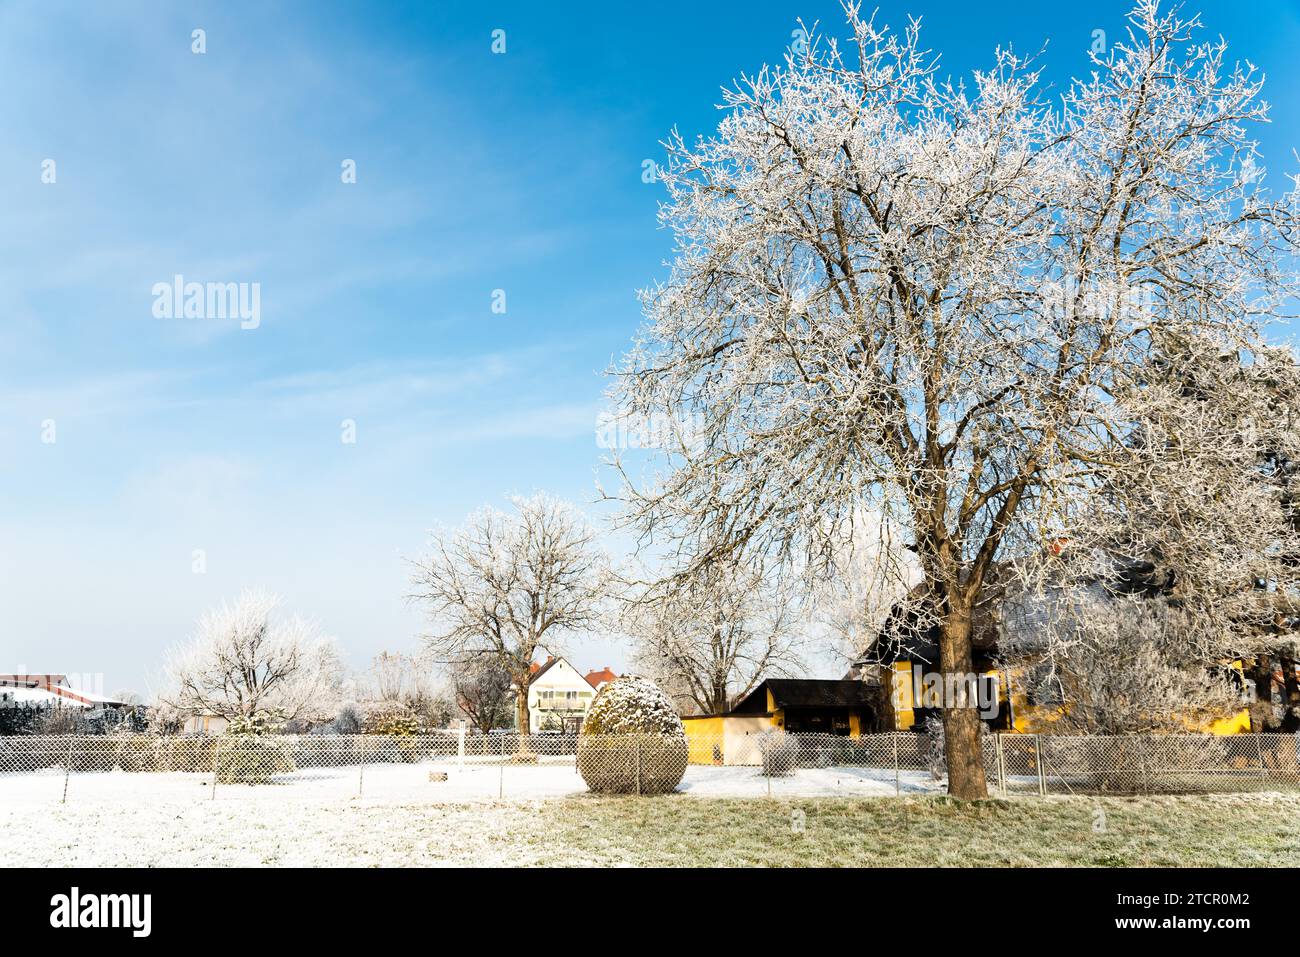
0 763 940 867
0 762 942 867
681 764 940 797
5 764 1293 866
0 797 556 867
0 761 943 805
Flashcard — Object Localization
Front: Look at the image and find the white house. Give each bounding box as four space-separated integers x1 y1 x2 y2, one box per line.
526 656 597 733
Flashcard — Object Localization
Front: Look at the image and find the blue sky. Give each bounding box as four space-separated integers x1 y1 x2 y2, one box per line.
2 0 1297 695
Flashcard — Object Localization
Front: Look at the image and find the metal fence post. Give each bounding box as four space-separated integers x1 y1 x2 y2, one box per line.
893 731 901 798
995 733 1007 796
1035 734 1046 797
61 737 75 804
357 736 366 799
636 736 643 797
457 724 466 770
210 737 221 801
498 739 505 799
1255 734 1270 784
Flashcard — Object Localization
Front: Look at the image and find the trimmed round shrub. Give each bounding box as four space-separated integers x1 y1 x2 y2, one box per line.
577 675 688 795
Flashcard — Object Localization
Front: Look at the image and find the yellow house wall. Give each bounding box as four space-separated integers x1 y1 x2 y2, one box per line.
682 714 780 765
887 660 1249 736
1203 709 1252 735
1004 661 1250 735
890 663 916 730
682 716 725 764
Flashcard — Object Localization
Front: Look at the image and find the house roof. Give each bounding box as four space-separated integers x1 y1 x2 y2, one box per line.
0 686 84 708
0 676 130 708
584 667 617 689
0 674 68 687
731 679 878 714
529 655 589 686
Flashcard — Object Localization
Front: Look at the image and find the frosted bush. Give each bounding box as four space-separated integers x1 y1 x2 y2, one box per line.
578 675 688 794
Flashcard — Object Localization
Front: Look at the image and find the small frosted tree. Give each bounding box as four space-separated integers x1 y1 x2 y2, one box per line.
163 589 343 725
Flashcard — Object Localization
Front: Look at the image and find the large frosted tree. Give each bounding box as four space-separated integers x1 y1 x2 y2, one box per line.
608 1 1299 796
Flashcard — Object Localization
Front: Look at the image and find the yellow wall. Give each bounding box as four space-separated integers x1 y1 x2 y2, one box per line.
682 716 725 764
682 714 782 765
1204 709 1252 735
890 663 916 730
723 716 778 764
1189 660 1252 735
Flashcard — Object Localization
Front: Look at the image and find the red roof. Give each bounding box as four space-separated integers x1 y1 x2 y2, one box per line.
585 667 617 689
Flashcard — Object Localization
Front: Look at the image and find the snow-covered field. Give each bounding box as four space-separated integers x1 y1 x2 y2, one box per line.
5 783 1297 867
0 761 942 805
0 762 943 866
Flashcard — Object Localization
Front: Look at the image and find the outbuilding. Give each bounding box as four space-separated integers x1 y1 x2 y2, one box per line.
681 679 883 765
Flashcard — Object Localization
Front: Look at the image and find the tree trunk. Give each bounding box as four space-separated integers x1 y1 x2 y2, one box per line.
1250 654 1275 732
938 602 989 799
711 679 729 715
515 688 531 753
1281 655 1299 733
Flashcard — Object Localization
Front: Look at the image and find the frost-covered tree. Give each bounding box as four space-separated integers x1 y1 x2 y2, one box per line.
1015 598 1244 735
364 651 417 704
163 589 343 724
1014 337 1300 733
625 563 806 714
409 494 608 744
608 1 1300 796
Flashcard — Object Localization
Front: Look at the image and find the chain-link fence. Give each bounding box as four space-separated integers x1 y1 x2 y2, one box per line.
992 732 1300 796
2 731 1298 804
